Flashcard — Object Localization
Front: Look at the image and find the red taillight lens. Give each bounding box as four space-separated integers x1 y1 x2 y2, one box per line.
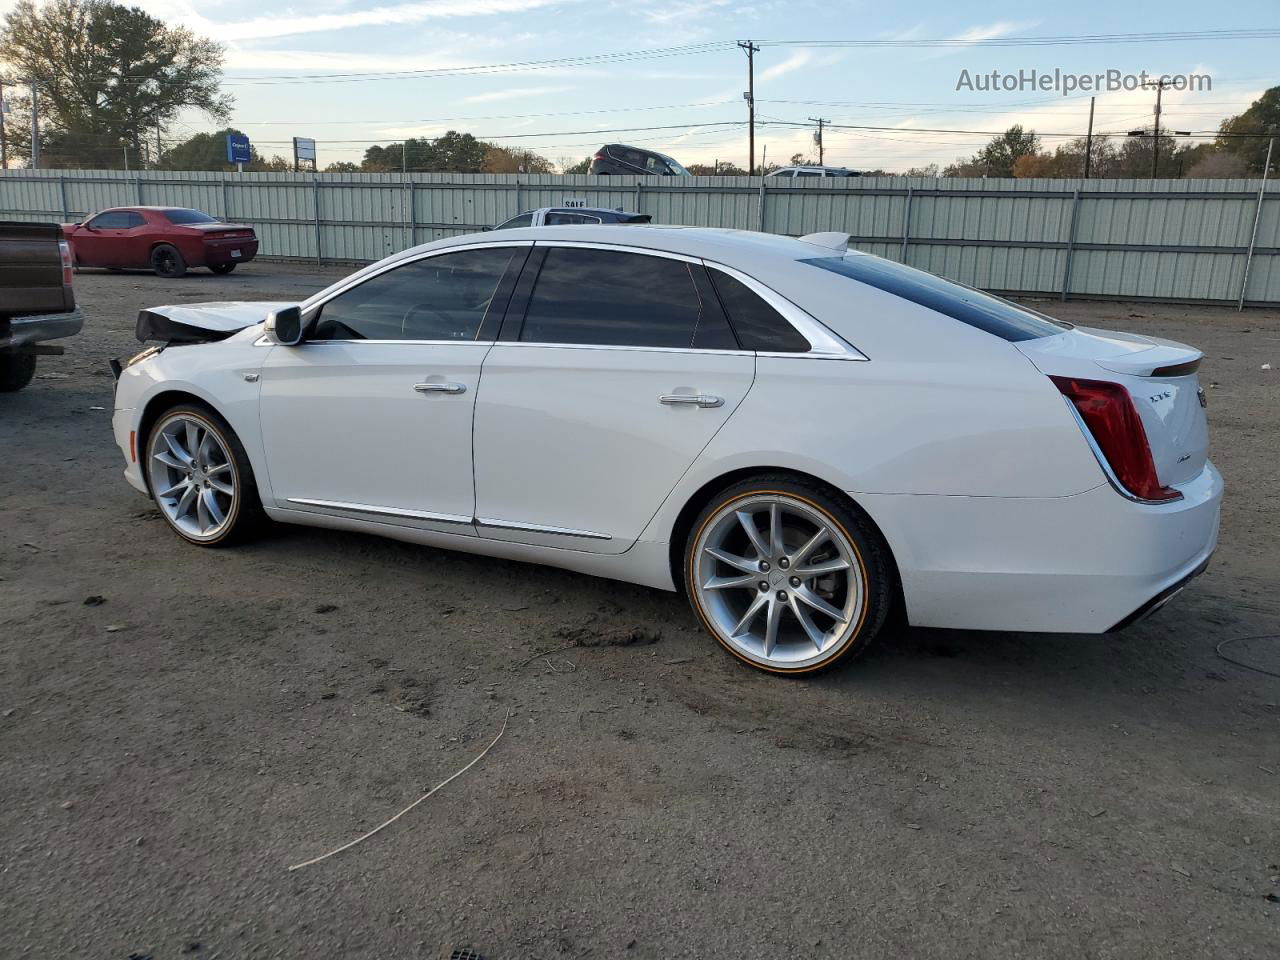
58 240 74 287
1050 375 1179 502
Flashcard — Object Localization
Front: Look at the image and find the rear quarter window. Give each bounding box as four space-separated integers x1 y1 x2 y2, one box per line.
801 255 1070 342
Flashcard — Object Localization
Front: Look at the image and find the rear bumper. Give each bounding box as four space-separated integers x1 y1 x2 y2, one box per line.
857 461 1223 633
203 239 258 266
3 309 85 349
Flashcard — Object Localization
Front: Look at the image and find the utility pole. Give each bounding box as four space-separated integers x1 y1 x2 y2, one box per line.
155 125 162 168
1083 96 1095 178
0 81 8 170
29 79 39 170
809 117 829 165
1144 77 1174 178
738 41 759 175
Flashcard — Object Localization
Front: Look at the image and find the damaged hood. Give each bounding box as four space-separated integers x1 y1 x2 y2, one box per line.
136 301 291 344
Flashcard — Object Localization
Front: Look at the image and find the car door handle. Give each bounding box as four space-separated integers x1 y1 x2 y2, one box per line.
414 381 466 395
659 393 724 408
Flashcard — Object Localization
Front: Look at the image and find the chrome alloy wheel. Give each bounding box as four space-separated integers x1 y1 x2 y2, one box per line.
147 414 238 542
692 493 867 671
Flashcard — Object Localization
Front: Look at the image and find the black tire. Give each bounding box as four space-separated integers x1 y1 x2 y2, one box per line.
0 351 37 392
683 474 894 675
209 262 237 275
145 403 265 547
150 244 187 278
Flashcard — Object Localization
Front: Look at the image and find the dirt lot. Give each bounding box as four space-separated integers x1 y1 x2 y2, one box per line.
2 262 1278 960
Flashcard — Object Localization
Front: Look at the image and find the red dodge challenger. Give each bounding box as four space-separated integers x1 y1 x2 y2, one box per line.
63 207 258 278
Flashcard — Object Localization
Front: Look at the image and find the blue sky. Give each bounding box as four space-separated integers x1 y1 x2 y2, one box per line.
5 0 1277 169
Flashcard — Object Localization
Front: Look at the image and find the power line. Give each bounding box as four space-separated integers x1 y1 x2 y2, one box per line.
756 29 1280 48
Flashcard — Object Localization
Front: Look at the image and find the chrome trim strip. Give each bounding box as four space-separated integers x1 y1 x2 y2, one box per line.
291 338 496 347
530 239 703 266
475 516 612 541
1058 397 1183 505
286 497 474 524
704 261 869 361
492 341 752 356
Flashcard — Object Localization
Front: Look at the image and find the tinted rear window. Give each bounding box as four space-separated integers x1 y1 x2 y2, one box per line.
801 255 1070 342
162 209 216 225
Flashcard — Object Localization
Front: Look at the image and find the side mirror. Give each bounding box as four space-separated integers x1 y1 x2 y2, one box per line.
264 305 305 346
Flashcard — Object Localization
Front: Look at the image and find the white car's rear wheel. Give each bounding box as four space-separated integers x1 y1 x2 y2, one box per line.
685 478 892 674
146 405 261 546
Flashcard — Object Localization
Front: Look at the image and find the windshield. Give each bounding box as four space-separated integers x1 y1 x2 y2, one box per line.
802 254 1072 342
162 209 217 225
660 154 690 176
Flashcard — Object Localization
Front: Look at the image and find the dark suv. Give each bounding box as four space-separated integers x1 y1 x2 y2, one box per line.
589 144 690 176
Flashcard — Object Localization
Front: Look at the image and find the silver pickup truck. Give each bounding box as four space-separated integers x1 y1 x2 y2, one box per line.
1 221 83 392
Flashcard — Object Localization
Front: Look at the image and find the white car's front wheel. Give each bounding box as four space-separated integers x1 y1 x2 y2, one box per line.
146 405 262 546
685 477 893 674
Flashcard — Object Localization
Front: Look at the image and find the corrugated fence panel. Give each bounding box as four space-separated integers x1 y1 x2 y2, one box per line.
2 169 1276 304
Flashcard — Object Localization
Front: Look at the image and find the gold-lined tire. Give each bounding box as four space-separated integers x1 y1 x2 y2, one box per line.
145 404 263 547
684 475 892 674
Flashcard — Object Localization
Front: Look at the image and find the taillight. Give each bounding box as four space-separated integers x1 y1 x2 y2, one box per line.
58 240 74 287
1050 375 1180 503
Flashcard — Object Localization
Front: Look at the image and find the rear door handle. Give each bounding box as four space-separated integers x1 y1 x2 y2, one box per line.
414 381 466 395
659 393 723 408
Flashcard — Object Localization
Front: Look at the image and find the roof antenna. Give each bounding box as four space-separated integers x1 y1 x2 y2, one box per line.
799 232 849 253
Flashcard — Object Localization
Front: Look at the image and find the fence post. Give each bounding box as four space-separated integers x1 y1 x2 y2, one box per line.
1060 188 1082 302
59 175 68 222
1238 137 1274 310
222 177 231 220
408 179 416 247
635 179 642 212
136 176 144 205
899 185 913 262
757 178 767 232
313 177 322 265
514 178 521 217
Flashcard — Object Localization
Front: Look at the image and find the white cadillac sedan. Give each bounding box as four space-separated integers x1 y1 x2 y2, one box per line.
110 226 1221 675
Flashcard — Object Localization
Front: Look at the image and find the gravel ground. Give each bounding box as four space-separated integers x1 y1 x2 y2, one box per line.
2 262 1278 960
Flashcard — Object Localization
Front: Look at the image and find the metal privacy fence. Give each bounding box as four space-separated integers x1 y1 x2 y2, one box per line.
1 169 1277 306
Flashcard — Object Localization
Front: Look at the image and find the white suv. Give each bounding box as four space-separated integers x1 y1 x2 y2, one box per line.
767 166 860 178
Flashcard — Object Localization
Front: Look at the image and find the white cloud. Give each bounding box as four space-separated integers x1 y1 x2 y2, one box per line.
944 20 1038 46
759 50 812 83
463 84 572 103
165 0 572 42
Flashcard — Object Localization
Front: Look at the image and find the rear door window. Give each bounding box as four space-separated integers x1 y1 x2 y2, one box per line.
543 212 602 225
520 248 717 349
124 212 146 228
708 269 810 352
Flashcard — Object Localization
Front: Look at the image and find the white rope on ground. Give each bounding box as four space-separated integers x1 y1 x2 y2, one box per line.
286 708 511 871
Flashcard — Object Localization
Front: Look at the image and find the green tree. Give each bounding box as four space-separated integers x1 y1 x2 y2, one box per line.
323 161 360 173
1216 86 1280 174
159 128 273 171
561 156 592 175
362 130 488 173
975 125 1040 177
0 0 229 168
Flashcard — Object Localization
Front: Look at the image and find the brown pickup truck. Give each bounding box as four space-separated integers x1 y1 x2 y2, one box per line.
0 221 82 391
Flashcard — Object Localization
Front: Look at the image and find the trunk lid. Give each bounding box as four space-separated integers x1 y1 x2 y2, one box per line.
1017 325 1208 489
136 300 289 344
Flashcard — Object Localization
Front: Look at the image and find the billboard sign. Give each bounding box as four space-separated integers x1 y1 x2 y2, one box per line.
225 133 251 165
293 137 317 162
